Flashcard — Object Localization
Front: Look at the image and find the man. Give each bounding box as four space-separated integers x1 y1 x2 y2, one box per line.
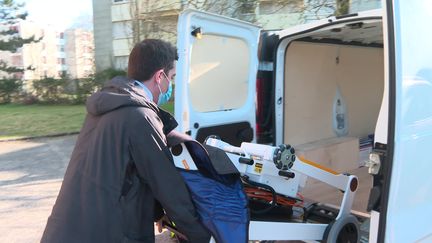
41 39 210 243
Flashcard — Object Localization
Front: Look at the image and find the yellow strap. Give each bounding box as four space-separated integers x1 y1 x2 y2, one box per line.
298 156 340 175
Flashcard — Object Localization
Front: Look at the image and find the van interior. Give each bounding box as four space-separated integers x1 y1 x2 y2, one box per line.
184 12 385 230
278 18 384 217
173 10 394 242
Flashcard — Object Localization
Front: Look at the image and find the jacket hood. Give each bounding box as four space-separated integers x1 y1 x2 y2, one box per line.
86 76 158 116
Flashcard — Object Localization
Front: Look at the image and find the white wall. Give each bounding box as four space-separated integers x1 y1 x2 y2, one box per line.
283 41 384 145
93 0 114 72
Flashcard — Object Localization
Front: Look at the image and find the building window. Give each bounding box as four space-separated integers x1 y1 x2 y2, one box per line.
11 55 22 66
112 21 133 39
59 71 67 77
143 21 159 33
114 56 128 70
58 32 64 39
113 0 127 2
58 58 66 65
10 25 19 32
13 72 23 79
189 34 251 112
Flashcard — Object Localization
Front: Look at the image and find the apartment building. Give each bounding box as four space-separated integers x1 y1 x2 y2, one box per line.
92 0 179 71
0 51 22 79
65 29 95 79
94 0 302 71
15 21 67 82
93 0 381 72
1 20 95 86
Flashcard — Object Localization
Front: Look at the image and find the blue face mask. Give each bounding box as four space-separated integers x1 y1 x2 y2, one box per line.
157 72 173 105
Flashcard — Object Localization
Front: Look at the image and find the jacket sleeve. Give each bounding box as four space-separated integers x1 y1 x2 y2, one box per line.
153 199 164 222
166 130 194 147
129 112 210 243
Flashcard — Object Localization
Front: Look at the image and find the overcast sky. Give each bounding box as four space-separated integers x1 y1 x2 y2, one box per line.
19 0 93 31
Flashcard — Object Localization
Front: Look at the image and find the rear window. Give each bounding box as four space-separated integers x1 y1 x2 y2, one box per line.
189 34 250 112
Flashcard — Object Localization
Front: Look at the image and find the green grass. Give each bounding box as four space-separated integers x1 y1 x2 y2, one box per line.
0 104 86 140
0 102 175 140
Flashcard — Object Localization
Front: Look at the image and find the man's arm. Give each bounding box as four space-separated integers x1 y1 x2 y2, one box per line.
166 130 194 147
129 114 210 243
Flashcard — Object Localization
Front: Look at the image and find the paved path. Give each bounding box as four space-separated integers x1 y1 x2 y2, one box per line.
0 135 174 243
0 136 75 243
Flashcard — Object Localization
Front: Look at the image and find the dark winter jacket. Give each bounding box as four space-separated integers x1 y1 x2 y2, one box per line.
41 76 210 243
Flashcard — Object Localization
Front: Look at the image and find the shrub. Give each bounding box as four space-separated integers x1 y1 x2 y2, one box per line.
73 68 127 104
3 68 128 105
93 68 127 85
32 77 70 103
0 78 22 104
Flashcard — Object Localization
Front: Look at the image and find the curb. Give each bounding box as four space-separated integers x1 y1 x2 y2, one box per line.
0 132 80 142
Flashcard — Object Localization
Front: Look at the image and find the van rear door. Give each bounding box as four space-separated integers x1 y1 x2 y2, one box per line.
378 0 432 242
175 9 260 146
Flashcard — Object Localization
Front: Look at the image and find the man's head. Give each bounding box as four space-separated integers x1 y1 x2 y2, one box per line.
128 39 178 104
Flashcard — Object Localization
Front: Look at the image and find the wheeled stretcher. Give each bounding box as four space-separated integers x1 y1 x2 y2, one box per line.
165 137 360 243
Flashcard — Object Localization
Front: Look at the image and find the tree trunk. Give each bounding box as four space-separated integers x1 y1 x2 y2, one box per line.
335 0 350 16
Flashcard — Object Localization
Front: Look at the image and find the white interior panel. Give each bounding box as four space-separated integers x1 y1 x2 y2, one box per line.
284 41 384 145
190 34 250 112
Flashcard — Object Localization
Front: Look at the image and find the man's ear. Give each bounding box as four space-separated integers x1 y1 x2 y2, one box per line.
153 69 164 84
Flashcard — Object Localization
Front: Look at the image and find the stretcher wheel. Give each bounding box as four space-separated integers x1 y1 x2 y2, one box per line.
323 215 360 243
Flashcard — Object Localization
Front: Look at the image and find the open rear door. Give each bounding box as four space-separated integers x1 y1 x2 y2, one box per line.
378 0 432 242
175 9 261 146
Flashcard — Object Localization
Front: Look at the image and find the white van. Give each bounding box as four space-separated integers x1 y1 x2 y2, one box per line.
174 1 432 242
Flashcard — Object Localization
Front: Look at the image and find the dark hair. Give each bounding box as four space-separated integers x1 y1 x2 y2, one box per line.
127 39 178 81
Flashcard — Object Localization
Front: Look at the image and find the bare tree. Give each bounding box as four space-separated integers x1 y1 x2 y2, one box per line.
299 0 352 21
113 0 350 70
125 0 288 43
335 0 350 16
127 0 180 46
129 0 351 37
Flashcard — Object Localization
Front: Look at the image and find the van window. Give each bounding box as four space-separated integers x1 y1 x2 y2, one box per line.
189 34 250 112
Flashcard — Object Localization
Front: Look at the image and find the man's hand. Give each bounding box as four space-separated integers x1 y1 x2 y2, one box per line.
156 215 170 233
156 218 164 233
